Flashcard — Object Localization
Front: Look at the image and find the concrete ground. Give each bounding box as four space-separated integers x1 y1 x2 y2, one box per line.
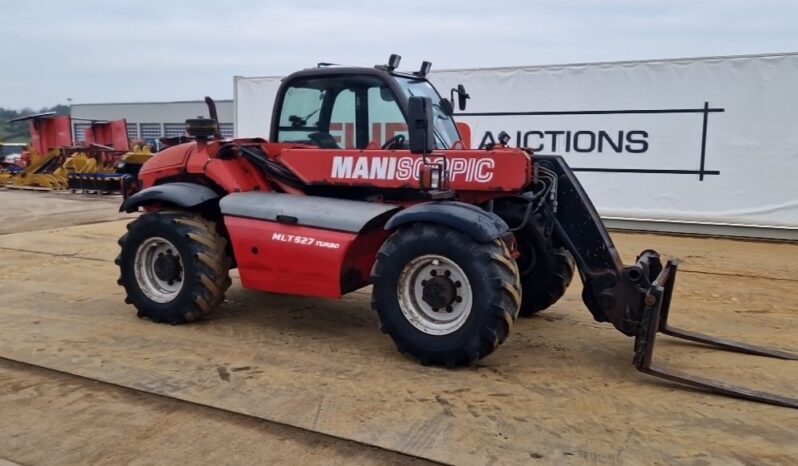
0 359 431 466
0 189 796 465
0 190 127 235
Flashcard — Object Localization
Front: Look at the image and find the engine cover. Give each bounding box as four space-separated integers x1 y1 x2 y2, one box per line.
220 192 398 298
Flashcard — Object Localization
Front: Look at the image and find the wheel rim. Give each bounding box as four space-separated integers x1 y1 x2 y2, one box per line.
397 254 473 335
134 237 184 303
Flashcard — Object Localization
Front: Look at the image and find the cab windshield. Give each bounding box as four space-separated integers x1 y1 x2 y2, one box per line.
394 77 461 149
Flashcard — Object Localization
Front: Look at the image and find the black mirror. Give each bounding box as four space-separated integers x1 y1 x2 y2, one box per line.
408 96 434 155
450 84 471 111
456 84 469 111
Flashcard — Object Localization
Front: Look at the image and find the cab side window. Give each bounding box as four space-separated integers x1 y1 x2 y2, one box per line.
276 85 325 144
276 76 407 150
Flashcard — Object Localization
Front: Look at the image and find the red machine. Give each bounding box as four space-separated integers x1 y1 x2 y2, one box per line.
117 55 796 408
28 113 74 157
7 112 73 164
6 112 133 191
83 119 130 154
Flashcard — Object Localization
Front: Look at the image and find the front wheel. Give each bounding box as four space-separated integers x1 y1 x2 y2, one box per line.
494 202 574 317
371 223 521 367
116 210 232 324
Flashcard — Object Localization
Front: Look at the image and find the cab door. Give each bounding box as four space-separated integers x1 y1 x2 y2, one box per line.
274 75 407 150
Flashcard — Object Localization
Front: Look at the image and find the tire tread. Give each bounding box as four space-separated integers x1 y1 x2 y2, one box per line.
495 203 575 317
371 224 521 367
117 211 231 324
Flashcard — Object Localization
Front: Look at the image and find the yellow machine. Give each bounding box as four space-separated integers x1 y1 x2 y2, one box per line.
2 115 154 192
0 142 28 186
4 149 68 189
3 113 73 190
118 145 154 167
67 145 154 194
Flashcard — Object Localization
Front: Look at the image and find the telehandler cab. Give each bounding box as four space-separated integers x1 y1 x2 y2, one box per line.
117 55 797 408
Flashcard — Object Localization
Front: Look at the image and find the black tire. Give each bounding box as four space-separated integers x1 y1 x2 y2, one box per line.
371 223 521 367
116 210 232 324
495 202 575 317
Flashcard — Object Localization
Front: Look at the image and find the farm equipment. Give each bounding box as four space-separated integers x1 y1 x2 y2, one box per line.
3 113 73 189
66 119 149 194
3 113 147 193
116 55 797 408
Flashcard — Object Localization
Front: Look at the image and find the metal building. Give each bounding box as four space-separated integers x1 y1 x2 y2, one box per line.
69 100 234 143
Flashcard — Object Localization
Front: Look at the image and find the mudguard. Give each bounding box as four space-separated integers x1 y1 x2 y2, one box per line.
120 182 219 213
384 201 508 243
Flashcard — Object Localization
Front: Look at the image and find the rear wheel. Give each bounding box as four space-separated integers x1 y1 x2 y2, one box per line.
495 202 575 317
371 223 521 367
116 210 232 324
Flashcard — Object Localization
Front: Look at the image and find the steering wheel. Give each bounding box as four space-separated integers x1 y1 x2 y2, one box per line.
381 134 405 150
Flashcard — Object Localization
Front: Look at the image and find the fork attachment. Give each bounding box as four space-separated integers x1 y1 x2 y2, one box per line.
632 257 798 409
533 155 797 408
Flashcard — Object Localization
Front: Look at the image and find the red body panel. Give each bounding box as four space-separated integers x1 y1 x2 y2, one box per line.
29 116 72 155
139 141 272 192
202 158 271 193
224 216 389 298
278 148 532 192
139 144 192 187
84 120 130 151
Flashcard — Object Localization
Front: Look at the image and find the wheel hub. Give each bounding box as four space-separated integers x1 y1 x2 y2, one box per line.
397 254 473 335
421 275 457 311
153 252 182 283
133 237 185 303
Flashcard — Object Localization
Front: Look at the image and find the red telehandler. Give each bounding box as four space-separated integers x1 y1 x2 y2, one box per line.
117 55 796 408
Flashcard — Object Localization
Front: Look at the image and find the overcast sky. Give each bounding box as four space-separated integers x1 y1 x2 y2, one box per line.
2 0 796 109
